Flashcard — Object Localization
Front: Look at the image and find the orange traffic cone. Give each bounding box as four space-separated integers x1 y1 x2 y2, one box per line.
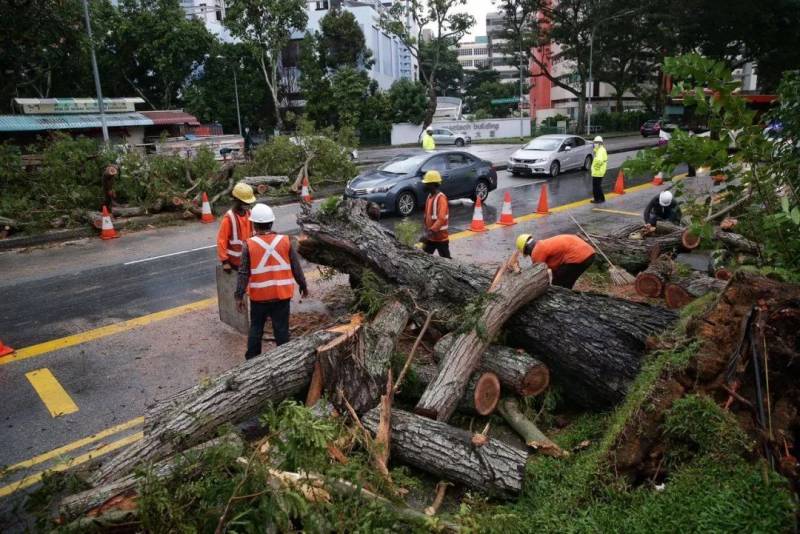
652 172 664 186
301 176 312 203
536 184 550 215
613 169 626 195
0 339 14 357
498 191 516 225
200 192 215 223
100 205 118 240
469 196 487 232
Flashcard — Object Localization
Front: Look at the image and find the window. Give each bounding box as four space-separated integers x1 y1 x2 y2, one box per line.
215 9 222 20
421 156 447 173
447 153 473 169
315 1 329 10
574 137 586 146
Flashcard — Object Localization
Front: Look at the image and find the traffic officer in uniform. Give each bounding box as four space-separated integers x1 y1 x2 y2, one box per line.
235 203 308 358
216 182 256 271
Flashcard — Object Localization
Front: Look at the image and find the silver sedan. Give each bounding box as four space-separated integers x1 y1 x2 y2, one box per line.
508 134 594 178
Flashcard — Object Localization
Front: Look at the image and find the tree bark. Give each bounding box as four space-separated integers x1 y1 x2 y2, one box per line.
361 407 527 499
92 331 337 486
416 260 548 421
59 435 243 522
664 274 727 309
297 200 678 408
318 300 411 414
433 334 550 397
635 256 674 298
715 230 760 255
497 398 566 458
402 363 501 416
584 224 685 274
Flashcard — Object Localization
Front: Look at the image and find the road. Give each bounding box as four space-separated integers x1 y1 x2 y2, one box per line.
0 143 672 516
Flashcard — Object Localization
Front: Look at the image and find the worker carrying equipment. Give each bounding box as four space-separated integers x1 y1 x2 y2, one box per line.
421 170 450 258
235 203 309 359
644 190 682 227
422 127 436 151
217 182 256 270
591 136 607 204
517 233 596 289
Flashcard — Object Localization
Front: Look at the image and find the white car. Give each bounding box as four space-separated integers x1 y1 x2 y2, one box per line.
419 128 471 147
508 134 594 178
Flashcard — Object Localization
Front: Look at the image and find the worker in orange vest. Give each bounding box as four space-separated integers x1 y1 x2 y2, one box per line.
421 170 451 258
217 182 257 271
235 203 308 358
516 233 595 289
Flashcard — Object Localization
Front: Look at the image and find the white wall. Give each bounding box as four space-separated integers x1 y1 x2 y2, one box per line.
391 117 531 145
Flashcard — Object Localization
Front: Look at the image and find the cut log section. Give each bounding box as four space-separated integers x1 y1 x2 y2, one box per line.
318 300 411 414
415 258 549 421
362 407 527 499
433 334 550 397
682 228 701 250
91 331 337 486
635 256 674 298
404 363 501 416
59 434 243 522
297 199 678 408
497 398 566 458
664 275 727 309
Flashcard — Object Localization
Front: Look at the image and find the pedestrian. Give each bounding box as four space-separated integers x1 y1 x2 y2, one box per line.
217 182 256 272
590 135 607 204
516 233 596 289
421 170 451 258
421 126 436 151
644 190 682 228
101 164 118 210
235 203 308 358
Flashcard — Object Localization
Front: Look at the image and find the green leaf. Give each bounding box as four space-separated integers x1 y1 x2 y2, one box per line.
791 207 800 225
782 196 790 214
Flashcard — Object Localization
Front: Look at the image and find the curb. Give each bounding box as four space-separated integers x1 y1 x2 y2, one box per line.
0 228 95 252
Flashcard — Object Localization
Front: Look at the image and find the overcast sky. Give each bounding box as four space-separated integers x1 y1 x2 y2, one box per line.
463 2 495 40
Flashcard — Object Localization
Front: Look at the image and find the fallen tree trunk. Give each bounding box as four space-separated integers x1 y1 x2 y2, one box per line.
362 407 527 499
91 331 337 486
59 434 243 521
664 275 727 309
715 230 759 255
416 258 549 421
433 334 550 397
298 200 677 408
403 363 501 416
635 256 674 298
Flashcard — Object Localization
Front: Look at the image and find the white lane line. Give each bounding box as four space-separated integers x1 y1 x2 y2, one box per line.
123 245 216 266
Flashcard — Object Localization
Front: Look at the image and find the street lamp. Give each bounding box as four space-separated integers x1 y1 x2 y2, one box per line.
81 0 109 146
216 55 243 137
586 9 640 136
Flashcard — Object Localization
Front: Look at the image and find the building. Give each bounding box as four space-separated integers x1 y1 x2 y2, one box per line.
456 36 491 71
485 11 519 85
180 0 233 41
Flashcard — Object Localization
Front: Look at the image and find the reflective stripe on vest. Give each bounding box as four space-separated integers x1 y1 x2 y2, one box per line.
226 210 243 257
429 192 448 230
247 234 295 301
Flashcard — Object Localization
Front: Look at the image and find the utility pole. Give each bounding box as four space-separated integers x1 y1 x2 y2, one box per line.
233 67 242 137
587 27 594 137
82 0 109 146
519 38 525 139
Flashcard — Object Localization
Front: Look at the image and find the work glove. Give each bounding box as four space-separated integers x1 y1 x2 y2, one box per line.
222 262 232 272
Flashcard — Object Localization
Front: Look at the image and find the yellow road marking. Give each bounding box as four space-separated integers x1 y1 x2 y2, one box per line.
1 417 143 474
591 208 641 217
1 298 217 367
25 369 79 417
0 431 143 498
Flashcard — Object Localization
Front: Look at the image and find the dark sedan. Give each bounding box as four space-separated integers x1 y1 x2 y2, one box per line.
640 120 662 137
344 151 498 217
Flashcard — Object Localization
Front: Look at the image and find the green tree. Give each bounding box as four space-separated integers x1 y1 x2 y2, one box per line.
318 9 374 70
298 32 336 128
225 0 308 131
360 90 393 144
380 0 474 126
467 80 517 117
419 38 464 97
388 79 428 124
330 67 371 128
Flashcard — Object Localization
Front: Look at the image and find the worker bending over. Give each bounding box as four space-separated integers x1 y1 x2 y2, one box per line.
644 190 682 228
217 182 256 271
421 170 451 258
421 127 436 151
235 203 308 358
516 233 596 289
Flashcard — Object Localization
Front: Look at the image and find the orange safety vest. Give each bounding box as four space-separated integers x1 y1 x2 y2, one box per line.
424 192 449 242
218 209 251 267
246 233 295 302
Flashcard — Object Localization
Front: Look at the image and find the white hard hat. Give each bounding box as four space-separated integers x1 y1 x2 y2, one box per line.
593 136 603 143
659 191 673 207
249 203 275 223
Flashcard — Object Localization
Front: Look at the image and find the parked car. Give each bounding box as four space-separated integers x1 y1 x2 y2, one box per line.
344 151 497 217
419 128 471 147
640 120 662 137
508 134 593 178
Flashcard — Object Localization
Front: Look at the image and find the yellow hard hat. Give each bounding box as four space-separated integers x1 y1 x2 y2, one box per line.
516 234 533 253
232 182 256 204
422 170 442 184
